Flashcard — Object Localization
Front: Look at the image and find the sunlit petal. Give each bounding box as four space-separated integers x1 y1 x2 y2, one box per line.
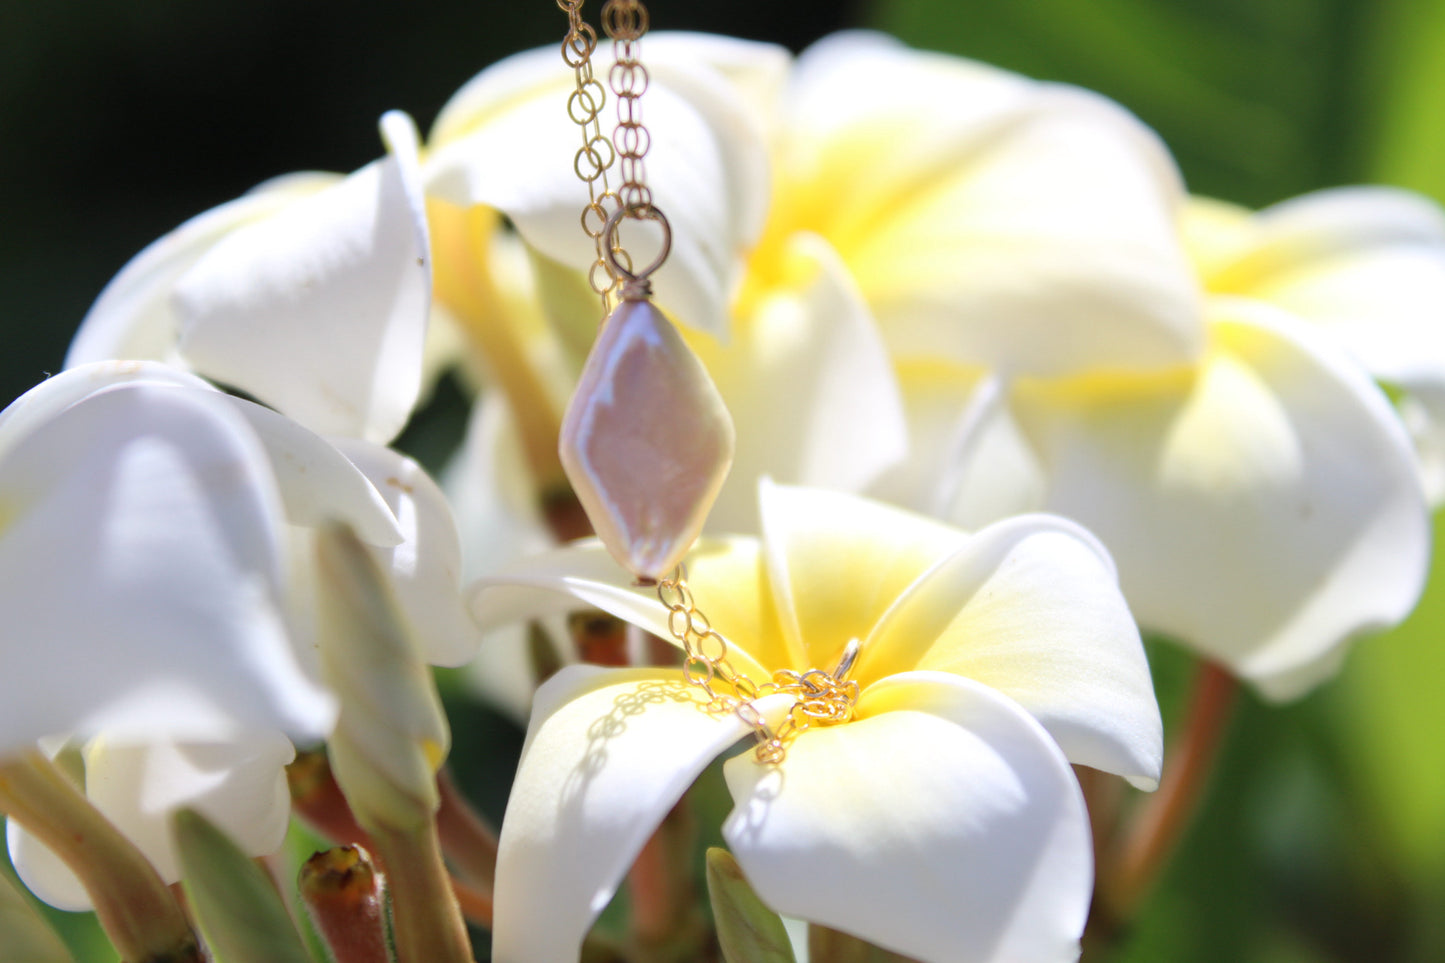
1013 300 1429 699
0 384 336 752
65 173 336 368
425 37 775 337
757 480 965 672
1199 187 1445 389
84 732 294 885
695 234 907 532
467 538 780 679
777 32 1200 376
862 516 1160 786
177 112 431 443
0 362 211 461
492 665 790 962
723 671 1090 963
869 366 1048 530
331 439 480 667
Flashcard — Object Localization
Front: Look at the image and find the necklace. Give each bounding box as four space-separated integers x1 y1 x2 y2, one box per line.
556 2 859 763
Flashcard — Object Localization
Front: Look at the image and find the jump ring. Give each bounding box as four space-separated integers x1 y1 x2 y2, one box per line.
603 201 671 282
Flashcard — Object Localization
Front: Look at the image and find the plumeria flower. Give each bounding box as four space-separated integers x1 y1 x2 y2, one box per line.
0 361 478 908
1184 187 1445 502
884 298 1431 701
470 482 1161 962
66 111 432 445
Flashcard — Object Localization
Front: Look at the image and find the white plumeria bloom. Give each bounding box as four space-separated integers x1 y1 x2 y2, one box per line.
1184 187 1445 502
424 33 783 341
470 482 1162 963
0 362 478 908
66 111 432 445
891 300 1431 701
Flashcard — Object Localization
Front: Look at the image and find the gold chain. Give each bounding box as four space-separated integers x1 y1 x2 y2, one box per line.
558 0 622 310
658 567 861 764
558 3 859 764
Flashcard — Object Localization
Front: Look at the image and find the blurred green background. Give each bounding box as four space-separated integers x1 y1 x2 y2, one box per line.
4 1 1445 960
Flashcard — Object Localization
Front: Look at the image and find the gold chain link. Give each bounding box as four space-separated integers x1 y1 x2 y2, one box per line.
558 3 859 764
657 566 860 764
558 0 623 312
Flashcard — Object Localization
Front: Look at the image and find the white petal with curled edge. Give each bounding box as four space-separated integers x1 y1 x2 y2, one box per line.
1223 187 1445 389
209 396 402 547
87 732 295 883
492 665 792 963
869 367 1049 530
66 173 337 368
442 390 553 582
330 438 480 667
7 733 295 911
862 515 1160 788
780 32 1201 377
695 234 907 533
8 819 90 912
425 38 773 337
0 361 213 462
1016 300 1429 700
757 480 966 672
0 383 336 754
467 537 779 680
177 112 431 444
723 671 1091 963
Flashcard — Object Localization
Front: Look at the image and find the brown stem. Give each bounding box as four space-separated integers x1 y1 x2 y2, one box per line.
627 799 704 962
299 846 390 963
0 752 200 963
808 925 918 962
1101 660 1239 925
368 820 474 963
287 751 372 850
435 768 499 895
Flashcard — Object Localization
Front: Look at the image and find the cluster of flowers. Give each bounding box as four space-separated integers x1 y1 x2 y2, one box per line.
2 30 1442 963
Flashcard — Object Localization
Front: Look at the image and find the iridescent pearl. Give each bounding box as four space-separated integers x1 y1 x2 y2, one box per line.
559 299 735 579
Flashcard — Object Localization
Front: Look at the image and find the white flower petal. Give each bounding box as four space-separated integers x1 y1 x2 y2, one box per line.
757 480 966 672
696 234 908 532
1014 300 1430 699
7 817 91 912
65 173 337 368
492 665 790 962
1214 187 1445 389
862 515 1160 787
442 390 553 582
869 368 1049 529
0 383 335 752
219 398 403 547
467 537 778 680
177 112 431 443
723 671 1091 963
0 361 212 462
780 32 1201 376
330 439 480 667
425 39 774 337
84 732 295 884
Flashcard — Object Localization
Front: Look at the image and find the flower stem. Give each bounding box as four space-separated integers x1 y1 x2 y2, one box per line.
435 768 498 894
1100 659 1239 925
627 799 705 963
0 752 199 963
367 819 474 963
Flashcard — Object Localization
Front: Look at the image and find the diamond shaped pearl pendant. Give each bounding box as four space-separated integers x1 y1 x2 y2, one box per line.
559 297 735 580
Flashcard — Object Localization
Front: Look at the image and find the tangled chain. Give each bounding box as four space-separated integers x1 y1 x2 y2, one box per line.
659 566 860 765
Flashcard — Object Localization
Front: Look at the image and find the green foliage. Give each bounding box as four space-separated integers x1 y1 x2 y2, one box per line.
173 809 314 963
